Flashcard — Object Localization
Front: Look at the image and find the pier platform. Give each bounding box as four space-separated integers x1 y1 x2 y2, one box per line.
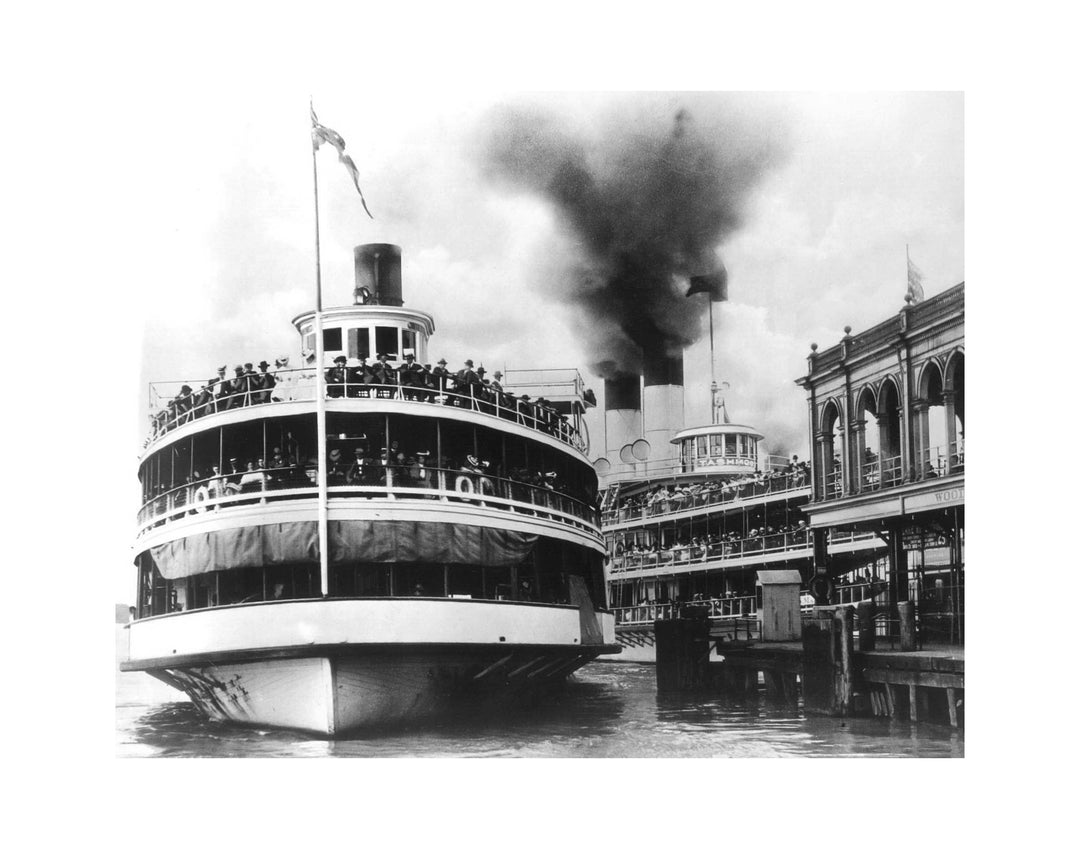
655 607 964 727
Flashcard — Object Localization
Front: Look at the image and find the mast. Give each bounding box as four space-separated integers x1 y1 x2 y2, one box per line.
312 99 330 598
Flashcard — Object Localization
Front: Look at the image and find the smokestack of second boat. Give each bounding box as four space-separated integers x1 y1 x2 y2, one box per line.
604 375 641 468
643 348 684 470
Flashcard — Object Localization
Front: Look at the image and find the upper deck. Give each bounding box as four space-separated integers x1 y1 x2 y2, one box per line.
144 366 590 459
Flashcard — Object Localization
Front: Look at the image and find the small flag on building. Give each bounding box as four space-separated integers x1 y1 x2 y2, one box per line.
311 105 373 219
906 249 925 304
686 262 729 302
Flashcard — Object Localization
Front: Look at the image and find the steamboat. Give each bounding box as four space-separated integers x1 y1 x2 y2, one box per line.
596 353 886 663
122 242 618 734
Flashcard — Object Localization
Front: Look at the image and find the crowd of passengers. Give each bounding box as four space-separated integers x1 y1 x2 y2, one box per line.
611 521 811 565
607 458 811 517
144 442 587 516
150 353 581 445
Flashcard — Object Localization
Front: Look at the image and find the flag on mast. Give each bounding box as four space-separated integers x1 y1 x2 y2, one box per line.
906 248 925 304
686 262 729 302
311 105 374 219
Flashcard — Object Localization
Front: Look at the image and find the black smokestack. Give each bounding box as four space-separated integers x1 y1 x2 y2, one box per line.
604 375 641 410
478 95 789 378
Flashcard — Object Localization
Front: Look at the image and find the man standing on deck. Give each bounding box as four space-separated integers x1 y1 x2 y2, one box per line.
212 365 229 412
326 355 347 398
456 359 481 407
398 349 425 400
431 358 451 401
251 361 275 404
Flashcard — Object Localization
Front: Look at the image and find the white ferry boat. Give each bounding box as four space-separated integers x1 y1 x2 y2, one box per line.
596 356 886 663
122 242 618 735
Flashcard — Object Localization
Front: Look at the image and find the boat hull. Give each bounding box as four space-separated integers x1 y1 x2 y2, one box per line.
146 646 603 735
123 598 618 735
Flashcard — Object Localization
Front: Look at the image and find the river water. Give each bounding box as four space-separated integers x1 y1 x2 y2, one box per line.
116 628 962 757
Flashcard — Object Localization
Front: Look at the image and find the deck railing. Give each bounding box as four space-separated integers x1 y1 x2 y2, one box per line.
859 454 903 493
602 468 811 524
918 441 964 480
613 594 758 625
137 464 600 537
607 529 879 574
147 368 587 452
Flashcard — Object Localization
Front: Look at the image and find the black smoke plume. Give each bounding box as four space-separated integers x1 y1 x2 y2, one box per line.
478 95 789 378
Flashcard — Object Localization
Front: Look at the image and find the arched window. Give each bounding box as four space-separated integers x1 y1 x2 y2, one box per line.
944 351 965 472
855 386 880 491
918 360 947 478
819 399 844 499
877 377 903 486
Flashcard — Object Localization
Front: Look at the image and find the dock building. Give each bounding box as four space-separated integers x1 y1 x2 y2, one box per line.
796 283 964 645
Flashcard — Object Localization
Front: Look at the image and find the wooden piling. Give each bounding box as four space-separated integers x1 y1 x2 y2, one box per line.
836 606 855 716
884 683 897 718
857 601 876 652
898 601 916 651
801 612 838 715
655 610 712 692
946 688 959 727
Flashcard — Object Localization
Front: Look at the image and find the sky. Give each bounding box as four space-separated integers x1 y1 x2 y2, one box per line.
137 90 963 463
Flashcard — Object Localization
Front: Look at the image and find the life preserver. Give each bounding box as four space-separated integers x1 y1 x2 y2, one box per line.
455 474 474 493
193 485 210 513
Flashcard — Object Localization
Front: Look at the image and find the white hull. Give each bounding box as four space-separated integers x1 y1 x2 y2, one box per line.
149 648 595 734
124 598 617 735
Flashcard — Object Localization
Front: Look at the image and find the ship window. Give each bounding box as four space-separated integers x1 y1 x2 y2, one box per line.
220 567 265 606
376 326 399 359
348 327 370 360
696 436 708 458
402 329 417 357
447 564 483 599
323 327 343 351
356 565 391 597
710 434 724 456
724 435 735 456
394 563 444 597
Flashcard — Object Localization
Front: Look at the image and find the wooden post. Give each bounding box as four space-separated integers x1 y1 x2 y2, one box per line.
836 606 855 716
857 600 876 652
655 608 711 692
801 613 837 715
946 688 959 728
884 683 897 718
909 684 919 722
898 601 916 651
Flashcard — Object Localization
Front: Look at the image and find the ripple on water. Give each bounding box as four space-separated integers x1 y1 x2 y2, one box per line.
116 660 963 758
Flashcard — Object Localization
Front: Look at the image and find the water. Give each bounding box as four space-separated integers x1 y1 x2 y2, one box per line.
116 628 962 757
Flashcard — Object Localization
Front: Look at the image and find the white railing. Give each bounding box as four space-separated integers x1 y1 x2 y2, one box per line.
147 367 587 453
919 441 964 480
613 594 757 625
602 467 811 525
859 454 903 492
138 464 601 537
607 529 879 575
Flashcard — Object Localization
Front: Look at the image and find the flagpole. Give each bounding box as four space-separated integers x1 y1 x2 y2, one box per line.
709 300 718 424
312 99 330 599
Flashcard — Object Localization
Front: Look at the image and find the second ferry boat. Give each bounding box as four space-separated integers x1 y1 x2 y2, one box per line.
596 352 886 662
122 242 619 734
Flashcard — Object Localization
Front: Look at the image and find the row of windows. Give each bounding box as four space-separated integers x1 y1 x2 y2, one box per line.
135 542 606 619
138 411 597 507
304 326 420 362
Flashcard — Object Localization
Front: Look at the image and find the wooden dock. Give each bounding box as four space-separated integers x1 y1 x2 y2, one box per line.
655 605 964 727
